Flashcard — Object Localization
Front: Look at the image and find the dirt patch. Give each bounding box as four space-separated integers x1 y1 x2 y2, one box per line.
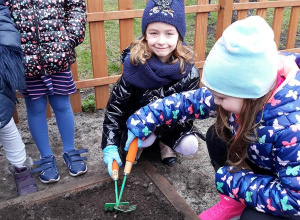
0 169 186 220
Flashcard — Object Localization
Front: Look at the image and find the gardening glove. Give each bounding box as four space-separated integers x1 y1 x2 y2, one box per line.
124 130 143 151
103 145 123 177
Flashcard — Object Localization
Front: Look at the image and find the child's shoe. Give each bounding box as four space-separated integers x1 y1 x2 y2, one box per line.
12 166 38 196
63 148 88 176
32 155 60 184
199 194 246 220
159 141 177 166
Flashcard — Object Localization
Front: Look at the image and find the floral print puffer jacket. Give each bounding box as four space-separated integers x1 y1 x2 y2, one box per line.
5 0 86 76
126 54 300 218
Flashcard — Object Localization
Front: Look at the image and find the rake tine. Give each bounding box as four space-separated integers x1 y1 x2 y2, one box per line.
114 204 137 212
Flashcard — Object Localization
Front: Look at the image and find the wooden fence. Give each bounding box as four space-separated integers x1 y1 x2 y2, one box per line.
13 0 300 122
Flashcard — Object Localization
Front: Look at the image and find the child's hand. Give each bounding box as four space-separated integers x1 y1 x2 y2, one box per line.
103 145 122 177
125 130 143 151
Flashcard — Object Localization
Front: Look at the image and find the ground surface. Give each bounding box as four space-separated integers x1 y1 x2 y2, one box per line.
0 89 218 218
0 171 186 220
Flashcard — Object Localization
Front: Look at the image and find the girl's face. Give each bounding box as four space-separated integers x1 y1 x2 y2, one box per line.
210 90 244 114
146 22 179 63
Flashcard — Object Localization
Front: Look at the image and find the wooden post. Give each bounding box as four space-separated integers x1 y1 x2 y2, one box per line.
13 106 19 124
216 0 233 40
118 0 134 52
256 0 268 19
194 0 209 87
46 97 52 118
236 0 250 20
272 0 285 48
286 5 300 49
118 0 134 73
87 0 109 109
70 62 82 113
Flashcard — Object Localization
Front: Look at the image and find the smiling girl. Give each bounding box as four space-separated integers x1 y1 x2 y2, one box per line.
102 0 200 177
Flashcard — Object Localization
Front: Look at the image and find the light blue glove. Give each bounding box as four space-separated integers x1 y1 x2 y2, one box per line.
103 145 123 177
124 130 143 151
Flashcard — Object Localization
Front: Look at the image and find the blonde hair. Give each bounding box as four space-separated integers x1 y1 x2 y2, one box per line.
215 91 273 171
129 36 194 74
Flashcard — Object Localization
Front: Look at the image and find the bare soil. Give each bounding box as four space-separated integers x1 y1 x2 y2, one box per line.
0 170 186 220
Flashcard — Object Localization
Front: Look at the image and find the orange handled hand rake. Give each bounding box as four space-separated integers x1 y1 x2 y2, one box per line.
104 160 130 212
114 138 138 212
104 138 138 212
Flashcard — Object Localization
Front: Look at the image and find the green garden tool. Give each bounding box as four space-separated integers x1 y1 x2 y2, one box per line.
104 160 130 212
114 138 138 212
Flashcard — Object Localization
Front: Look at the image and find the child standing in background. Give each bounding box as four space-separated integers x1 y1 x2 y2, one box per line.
102 0 200 177
0 0 37 195
5 0 88 184
126 16 300 219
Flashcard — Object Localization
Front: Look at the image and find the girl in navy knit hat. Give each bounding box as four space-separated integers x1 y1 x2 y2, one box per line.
125 16 300 220
102 0 200 177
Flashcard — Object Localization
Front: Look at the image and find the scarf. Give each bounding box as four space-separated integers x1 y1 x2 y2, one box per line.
122 54 193 89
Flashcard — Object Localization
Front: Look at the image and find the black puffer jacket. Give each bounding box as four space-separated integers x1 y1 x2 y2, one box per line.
5 0 86 76
101 50 200 150
0 0 24 129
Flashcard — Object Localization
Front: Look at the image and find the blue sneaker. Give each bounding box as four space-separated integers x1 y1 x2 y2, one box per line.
63 149 88 176
32 155 60 184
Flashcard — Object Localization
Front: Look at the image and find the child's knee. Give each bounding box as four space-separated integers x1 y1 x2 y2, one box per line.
141 133 157 148
49 95 72 112
175 134 198 155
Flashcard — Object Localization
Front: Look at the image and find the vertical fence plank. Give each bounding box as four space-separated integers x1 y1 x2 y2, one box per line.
194 0 209 87
118 0 134 52
272 0 285 48
194 0 209 62
236 0 249 20
216 0 233 40
286 6 300 49
70 62 82 113
87 0 109 109
46 97 52 118
118 0 134 73
13 106 19 124
256 0 268 19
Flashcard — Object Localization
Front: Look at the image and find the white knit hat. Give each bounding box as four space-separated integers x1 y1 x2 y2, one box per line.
201 16 278 98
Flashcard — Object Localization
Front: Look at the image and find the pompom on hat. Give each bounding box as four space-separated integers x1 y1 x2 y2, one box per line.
201 16 279 99
142 0 186 40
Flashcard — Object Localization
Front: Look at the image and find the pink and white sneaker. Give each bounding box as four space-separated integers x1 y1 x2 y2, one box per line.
199 194 246 220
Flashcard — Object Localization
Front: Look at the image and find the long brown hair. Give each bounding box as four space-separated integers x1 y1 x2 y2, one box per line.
129 36 194 74
215 91 273 171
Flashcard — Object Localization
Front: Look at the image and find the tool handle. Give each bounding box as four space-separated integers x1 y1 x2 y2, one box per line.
112 160 119 180
124 138 138 175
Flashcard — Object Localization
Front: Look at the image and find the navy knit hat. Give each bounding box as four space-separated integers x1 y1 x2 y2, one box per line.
142 0 186 40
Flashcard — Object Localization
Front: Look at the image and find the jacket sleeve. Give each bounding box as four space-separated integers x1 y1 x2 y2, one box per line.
64 0 86 47
0 0 25 91
0 0 21 48
101 76 134 150
183 66 200 91
126 87 215 140
216 128 300 218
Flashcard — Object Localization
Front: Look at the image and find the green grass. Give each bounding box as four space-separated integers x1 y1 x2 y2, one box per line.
75 0 297 80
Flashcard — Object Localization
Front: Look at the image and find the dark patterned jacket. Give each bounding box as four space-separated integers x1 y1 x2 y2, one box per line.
5 0 86 76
